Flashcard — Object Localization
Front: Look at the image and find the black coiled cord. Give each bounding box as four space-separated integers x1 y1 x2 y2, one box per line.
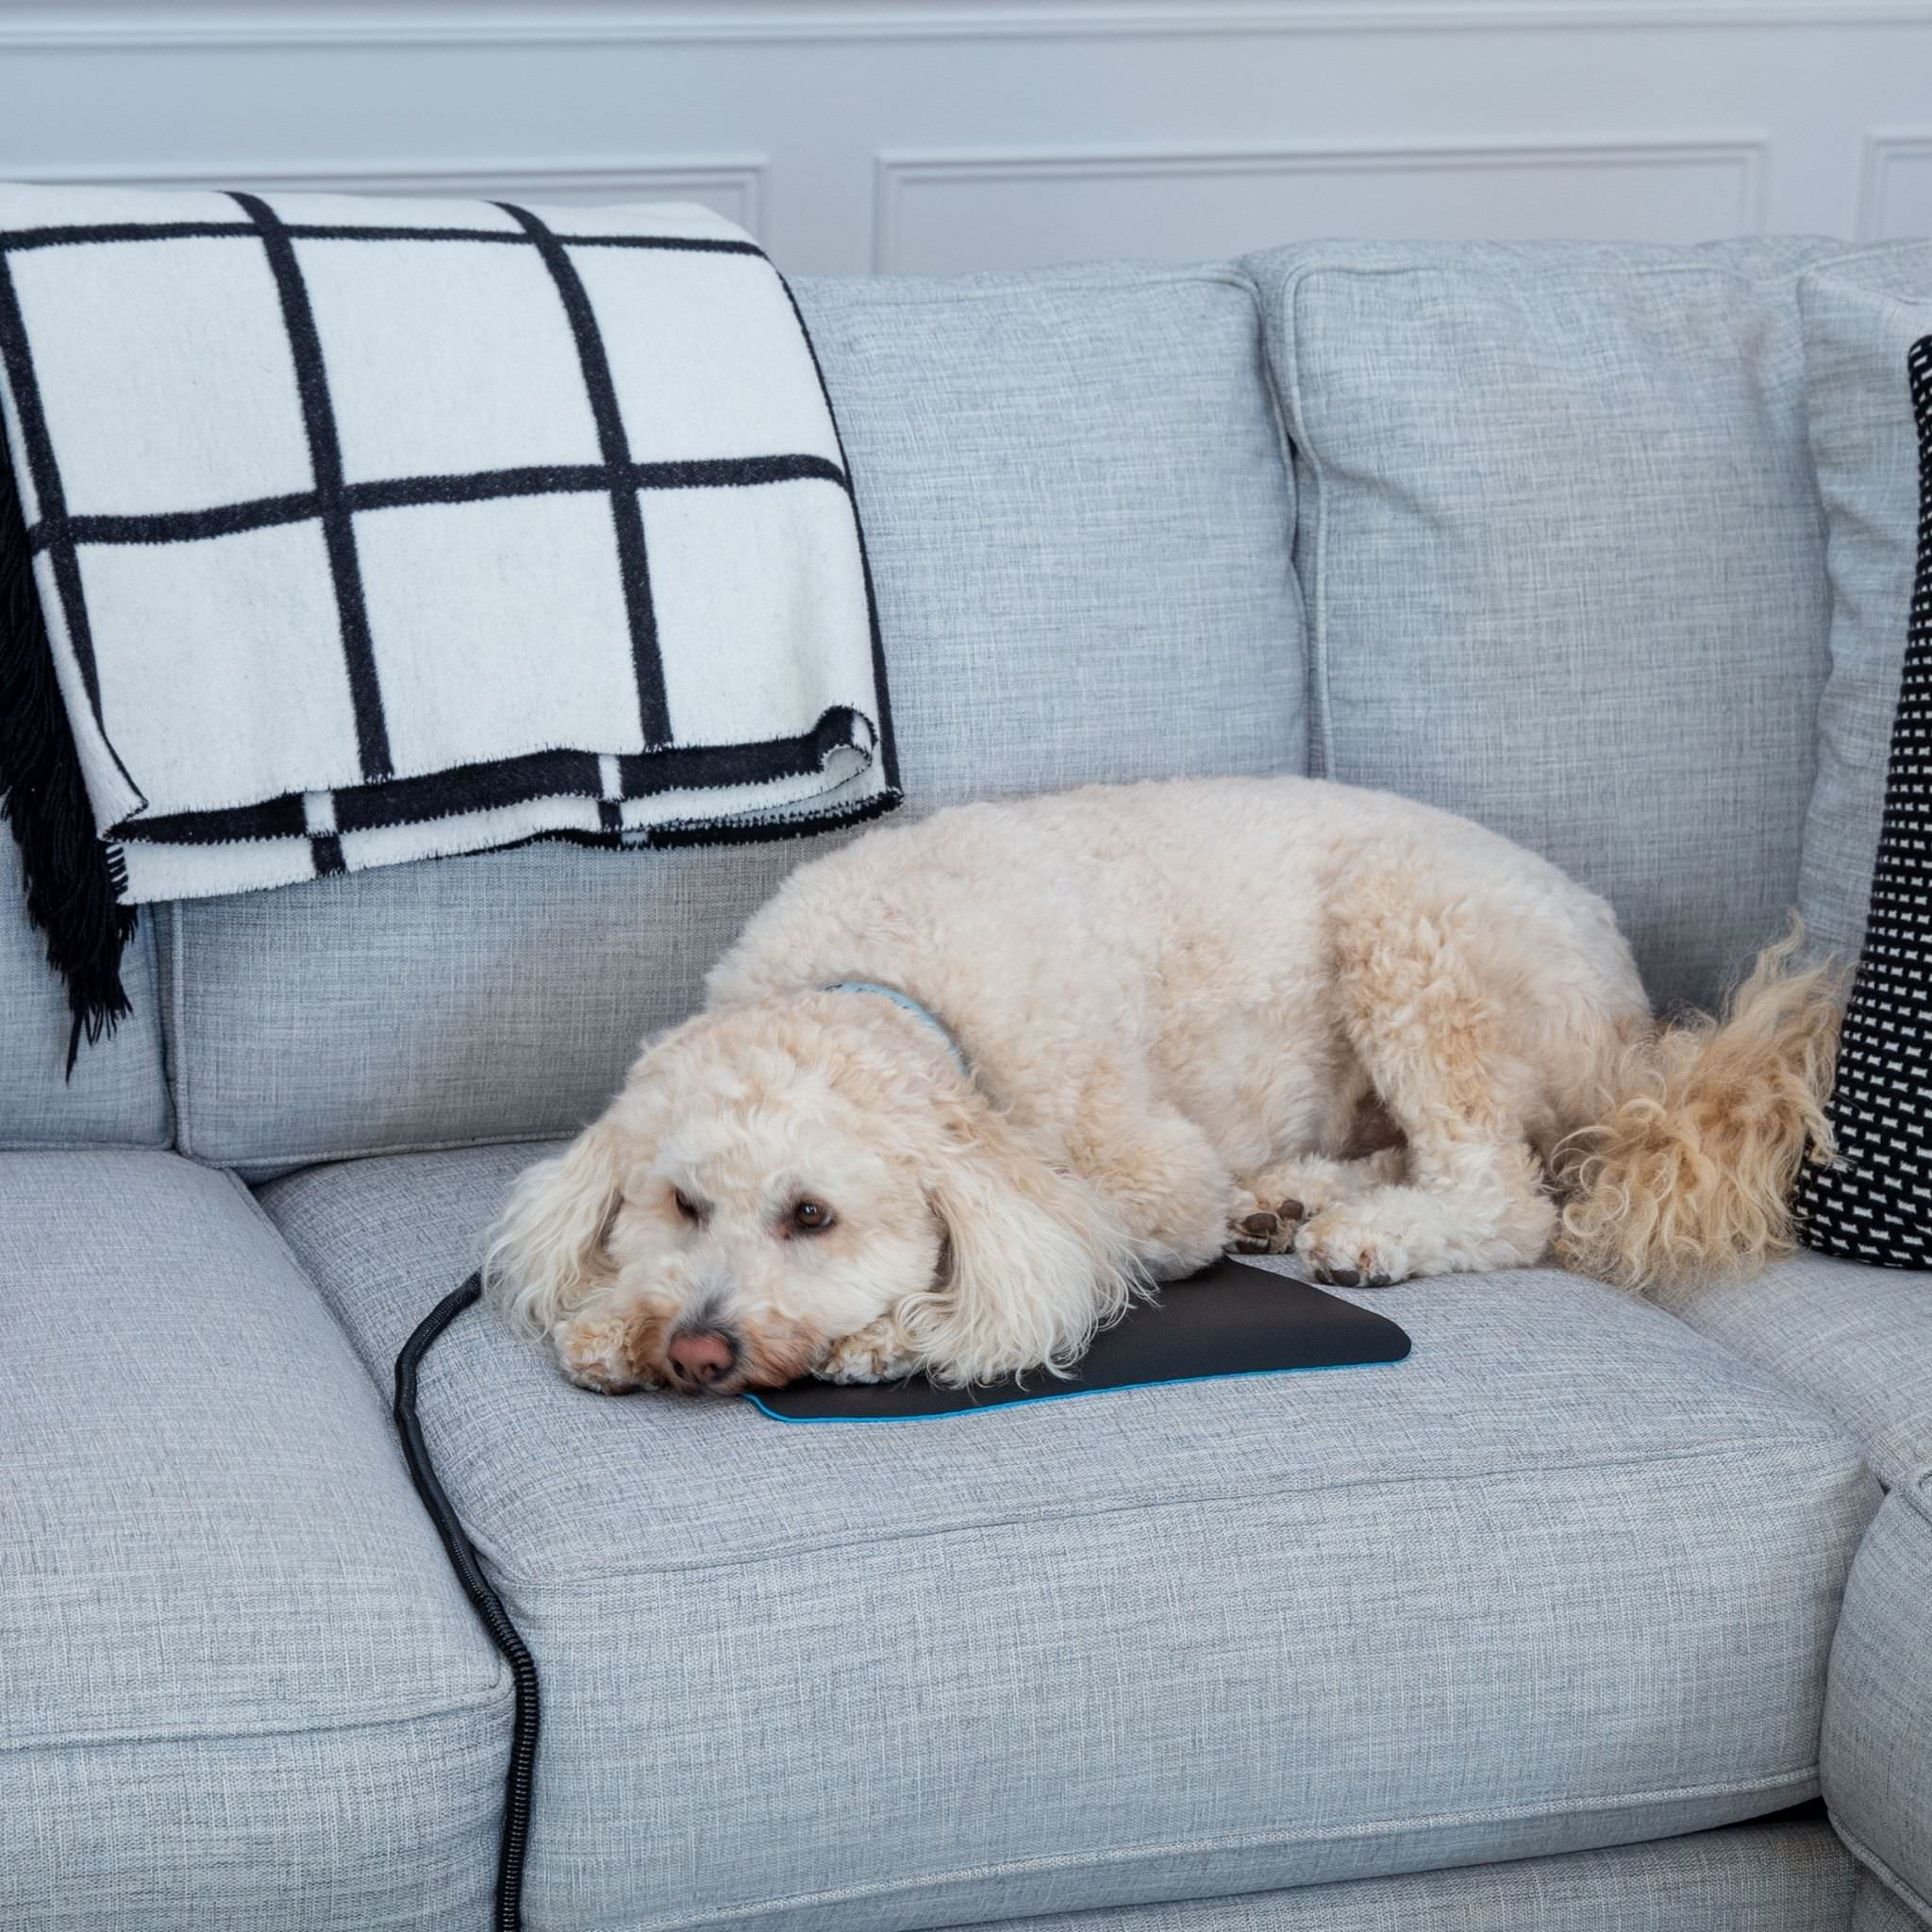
394 1273 539 1932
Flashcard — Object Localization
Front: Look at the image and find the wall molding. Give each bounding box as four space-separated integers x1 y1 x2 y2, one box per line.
0 10 1923 271
874 136 1770 270
1856 130 1932 240
3 1 1931 49
16 156 770 228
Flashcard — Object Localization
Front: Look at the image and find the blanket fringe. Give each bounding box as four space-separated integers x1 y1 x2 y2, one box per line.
0 434 136 1074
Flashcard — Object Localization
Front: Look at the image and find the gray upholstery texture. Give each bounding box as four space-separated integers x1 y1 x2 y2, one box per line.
1825 1479 1932 1928
1857 1871 1932 1932
1245 238 1838 1016
971 1819 1855 1932
1793 243 1932 960
261 1141 1874 1932
0 1151 507 1930
160 261 1304 1174
0 835 171 1152
1651 1250 1932 1491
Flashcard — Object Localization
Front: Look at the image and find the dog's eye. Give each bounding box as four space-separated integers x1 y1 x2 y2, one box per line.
672 1188 703 1223
790 1198 835 1235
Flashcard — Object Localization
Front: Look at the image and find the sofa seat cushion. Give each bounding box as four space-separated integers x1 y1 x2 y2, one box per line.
1825 1477 1932 1926
1244 238 1837 1015
1653 1253 1932 1491
263 1142 1875 1932
0 1152 508 1931
163 261 1304 1177
991 1820 1857 1932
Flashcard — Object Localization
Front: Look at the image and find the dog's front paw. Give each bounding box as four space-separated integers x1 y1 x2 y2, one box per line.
554 1311 657 1395
1292 1210 1409 1290
1229 1195 1308 1256
819 1325 920 1385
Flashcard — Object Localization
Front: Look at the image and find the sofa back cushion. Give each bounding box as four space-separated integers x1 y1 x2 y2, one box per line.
160 262 1305 1172
1248 238 1836 1015
1793 243 1932 962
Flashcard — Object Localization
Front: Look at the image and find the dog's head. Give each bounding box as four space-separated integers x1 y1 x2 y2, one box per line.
486 993 1136 1395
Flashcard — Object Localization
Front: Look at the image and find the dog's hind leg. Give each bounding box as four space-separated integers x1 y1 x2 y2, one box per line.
1293 1145 1554 1285
1292 865 1557 1286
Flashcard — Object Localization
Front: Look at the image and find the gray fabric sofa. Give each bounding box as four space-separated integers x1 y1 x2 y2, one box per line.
5 237 1930 1932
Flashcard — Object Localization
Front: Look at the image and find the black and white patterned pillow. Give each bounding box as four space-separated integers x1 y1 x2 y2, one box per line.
1794 334 1932 1268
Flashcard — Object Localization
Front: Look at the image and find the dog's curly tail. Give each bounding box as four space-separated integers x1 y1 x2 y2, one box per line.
1555 921 1845 1292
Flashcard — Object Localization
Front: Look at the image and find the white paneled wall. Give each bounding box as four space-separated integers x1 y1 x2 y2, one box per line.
1862 134 1932 239
0 2 1929 274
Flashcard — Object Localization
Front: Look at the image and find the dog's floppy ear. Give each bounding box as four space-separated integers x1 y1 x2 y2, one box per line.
485 1115 627 1339
908 1101 1141 1386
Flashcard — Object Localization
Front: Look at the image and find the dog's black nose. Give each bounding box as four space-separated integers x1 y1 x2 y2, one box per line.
667 1327 738 1387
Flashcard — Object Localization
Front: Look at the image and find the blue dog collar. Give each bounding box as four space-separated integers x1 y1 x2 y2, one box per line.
823 980 972 1078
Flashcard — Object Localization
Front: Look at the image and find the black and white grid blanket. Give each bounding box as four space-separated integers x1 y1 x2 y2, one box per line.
0 181 897 1054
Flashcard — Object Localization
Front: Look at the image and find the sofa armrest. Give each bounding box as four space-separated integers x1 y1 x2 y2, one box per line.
1825 1472 1932 1928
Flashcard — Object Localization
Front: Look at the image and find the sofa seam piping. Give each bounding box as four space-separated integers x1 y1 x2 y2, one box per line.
215 1164 534 1724
477 1432 1866 1588
0 1133 173 1155
1233 258 1311 779
238 1125 574 1177
0 1673 513 1760
1828 1819 1932 1924
579 1766 1824 1932
221 1165 444 1421
806 262 1252 312
1279 264 1331 778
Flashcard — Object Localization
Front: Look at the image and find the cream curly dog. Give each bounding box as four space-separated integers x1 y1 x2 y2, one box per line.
490 776 1840 1397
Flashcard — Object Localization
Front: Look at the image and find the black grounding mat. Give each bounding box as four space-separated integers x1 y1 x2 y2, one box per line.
746 1256 1411 1422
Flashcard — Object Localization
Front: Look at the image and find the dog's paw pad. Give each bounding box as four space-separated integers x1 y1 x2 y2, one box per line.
1230 1197 1311 1256
1294 1213 1414 1289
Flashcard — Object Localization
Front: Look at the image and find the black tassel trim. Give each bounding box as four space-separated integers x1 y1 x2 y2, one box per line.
0 432 137 1074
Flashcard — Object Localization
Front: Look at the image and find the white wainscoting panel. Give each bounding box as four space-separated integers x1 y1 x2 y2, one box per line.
1859 134 1932 241
25 158 769 226
0 3 1930 274
875 140 1768 272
